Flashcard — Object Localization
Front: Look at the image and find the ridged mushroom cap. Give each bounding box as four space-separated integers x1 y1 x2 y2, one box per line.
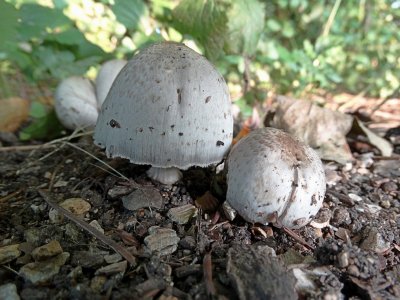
227 127 326 229
94 42 233 169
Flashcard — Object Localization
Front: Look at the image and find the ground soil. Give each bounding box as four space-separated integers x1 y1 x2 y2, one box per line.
0 118 399 299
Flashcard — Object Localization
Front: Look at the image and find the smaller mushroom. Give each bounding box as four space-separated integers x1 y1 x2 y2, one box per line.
95 59 127 107
54 76 98 130
226 127 326 229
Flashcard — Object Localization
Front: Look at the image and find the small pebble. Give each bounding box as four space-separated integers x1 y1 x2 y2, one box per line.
31 240 63 261
347 265 360 277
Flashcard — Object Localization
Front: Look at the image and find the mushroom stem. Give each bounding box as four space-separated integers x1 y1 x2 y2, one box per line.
146 167 182 185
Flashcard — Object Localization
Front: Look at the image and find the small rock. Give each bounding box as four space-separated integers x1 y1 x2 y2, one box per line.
53 180 68 188
108 185 135 199
0 244 21 264
381 181 398 192
222 201 237 221
60 198 91 216
95 260 127 276
89 220 104 234
71 251 104 268
360 228 391 253
337 251 349 268
144 227 180 256
48 208 63 224
104 253 122 264
379 200 391 209
167 204 198 224
0 283 19 300
348 193 362 202
179 236 196 250
331 208 351 226
31 240 63 261
19 252 70 284
347 265 360 277
90 275 107 292
122 187 163 211
24 228 41 245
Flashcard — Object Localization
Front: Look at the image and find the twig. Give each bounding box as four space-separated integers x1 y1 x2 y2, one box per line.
38 189 136 266
0 144 57 152
203 252 216 297
281 226 315 251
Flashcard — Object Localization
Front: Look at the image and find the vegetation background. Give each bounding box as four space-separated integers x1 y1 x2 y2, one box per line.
0 0 399 139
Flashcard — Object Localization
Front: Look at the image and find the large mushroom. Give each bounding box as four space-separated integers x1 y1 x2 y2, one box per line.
226 127 326 229
93 42 233 184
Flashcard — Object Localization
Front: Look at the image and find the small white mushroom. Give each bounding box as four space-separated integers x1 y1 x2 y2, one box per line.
94 42 233 184
54 76 98 130
95 59 127 107
226 127 326 229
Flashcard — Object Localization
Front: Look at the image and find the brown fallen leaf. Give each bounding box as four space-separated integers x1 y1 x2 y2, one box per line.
0 97 30 132
268 95 354 164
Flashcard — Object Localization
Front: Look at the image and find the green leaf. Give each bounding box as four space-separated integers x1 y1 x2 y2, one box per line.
19 109 64 141
18 3 72 40
29 102 47 118
225 0 265 56
0 1 19 52
172 0 229 60
111 0 149 31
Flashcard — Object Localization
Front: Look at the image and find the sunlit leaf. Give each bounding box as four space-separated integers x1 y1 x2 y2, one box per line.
112 0 149 31
172 0 228 60
224 0 265 56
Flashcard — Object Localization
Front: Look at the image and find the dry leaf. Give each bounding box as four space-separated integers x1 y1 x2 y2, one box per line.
0 97 30 132
352 118 393 157
269 96 353 164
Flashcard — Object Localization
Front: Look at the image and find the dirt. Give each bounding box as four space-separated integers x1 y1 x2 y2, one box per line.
0 127 399 300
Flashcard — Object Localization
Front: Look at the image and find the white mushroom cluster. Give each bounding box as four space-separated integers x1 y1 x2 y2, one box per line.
54 59 127 130
94 42 233 184
226 127 326 229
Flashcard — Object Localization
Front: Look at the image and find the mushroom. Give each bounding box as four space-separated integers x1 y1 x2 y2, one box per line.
93 42 233 184
226 127 326 229
54 76 98 130
95 59 127 107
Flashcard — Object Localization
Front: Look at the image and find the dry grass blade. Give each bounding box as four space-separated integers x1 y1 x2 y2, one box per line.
203 252 216 297
64 142 129 181
38 189 136 266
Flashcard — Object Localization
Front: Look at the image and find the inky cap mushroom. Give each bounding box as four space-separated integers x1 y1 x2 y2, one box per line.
226 127 326 229
54 76 98 130
94 42 233 184
95 59 127 107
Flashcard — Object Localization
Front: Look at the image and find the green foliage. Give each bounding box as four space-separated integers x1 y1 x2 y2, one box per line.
172 0 229 60
19 103 64 141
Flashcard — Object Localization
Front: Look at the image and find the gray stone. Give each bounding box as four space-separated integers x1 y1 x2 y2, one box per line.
122 188 163 211
0 283 20 300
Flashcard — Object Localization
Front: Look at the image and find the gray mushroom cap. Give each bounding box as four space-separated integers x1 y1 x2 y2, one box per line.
226 127 326 229
94 42 233 170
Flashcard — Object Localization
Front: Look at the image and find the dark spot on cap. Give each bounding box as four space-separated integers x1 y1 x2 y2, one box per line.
205 96 211 103
216 140 224 146
171 125 175 130
149 127 154 132
161 132 166 136
179 132 183 136
109 119 120 128
138 128 143 132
